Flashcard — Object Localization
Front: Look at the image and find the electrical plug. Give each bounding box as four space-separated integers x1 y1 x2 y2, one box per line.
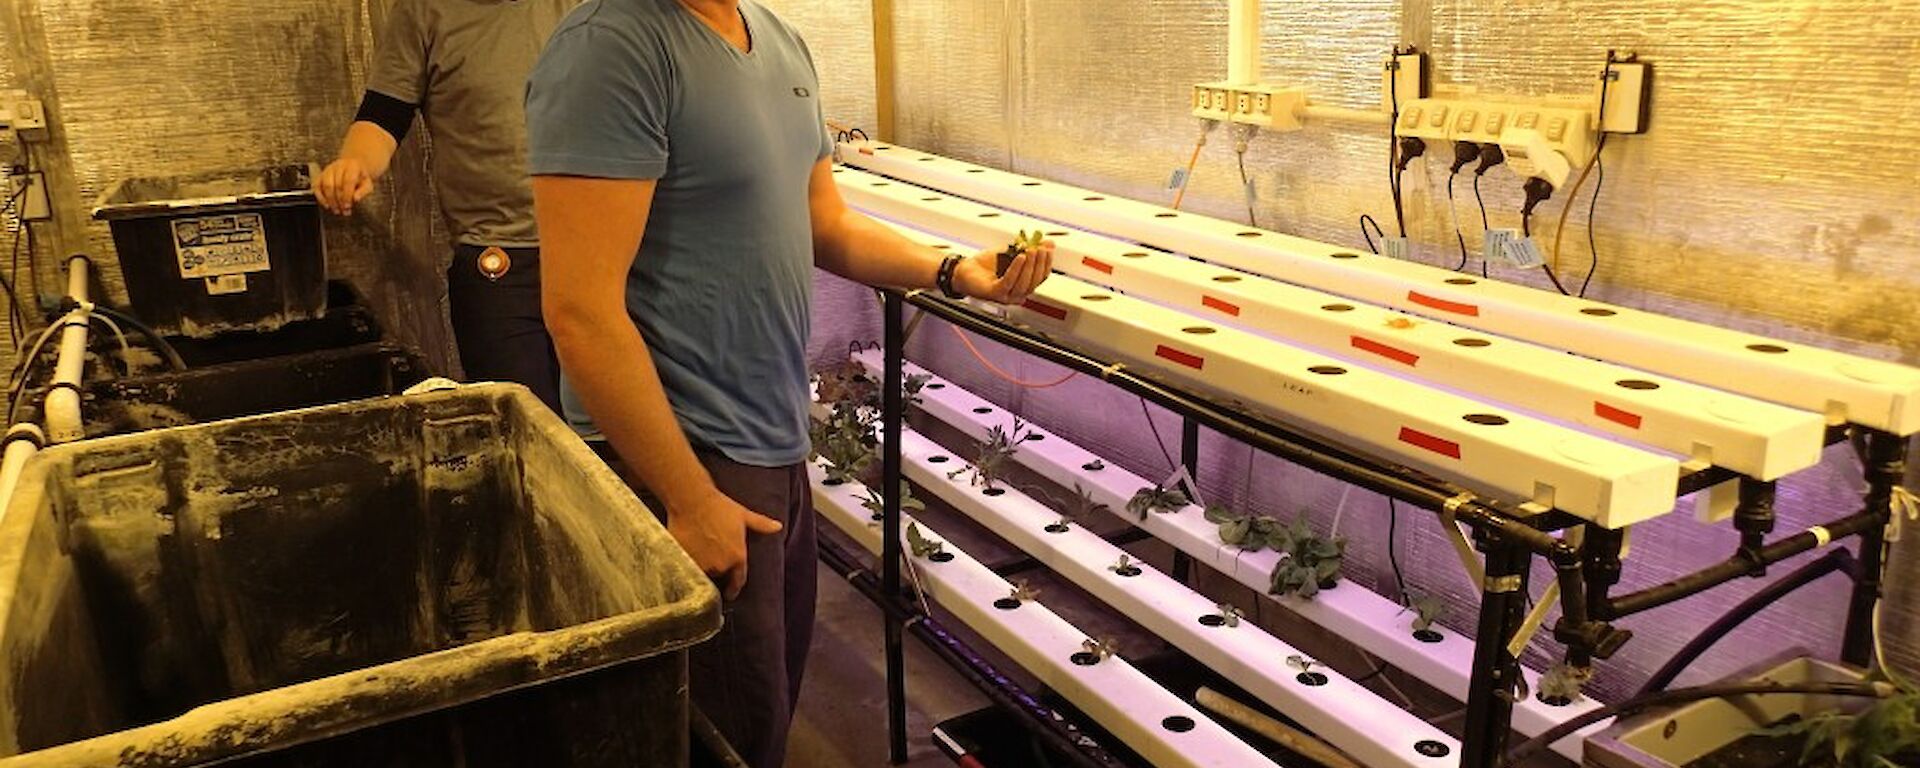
1395 136 1427 172
1450 141 1483 174
1474 144 1505 176
1521 177 1555 219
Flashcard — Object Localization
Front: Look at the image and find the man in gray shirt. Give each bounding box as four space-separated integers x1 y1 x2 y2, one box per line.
526 0 1052 763
315 0 575 410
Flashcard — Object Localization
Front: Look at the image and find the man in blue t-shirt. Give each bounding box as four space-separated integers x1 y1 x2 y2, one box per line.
524 1 1052 764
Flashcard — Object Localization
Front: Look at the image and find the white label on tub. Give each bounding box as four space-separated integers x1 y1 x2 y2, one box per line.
173 213 271 278
204 274 248 295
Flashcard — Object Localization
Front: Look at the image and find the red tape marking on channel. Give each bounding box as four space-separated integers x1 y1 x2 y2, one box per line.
1081 256 1114 274
1021 299 1068 321
1398 427 1463 460
1351 336 1420 367
1155 345 1206 370
1202 295 1242 316
1594 401 1644 430
1408 291 1480 317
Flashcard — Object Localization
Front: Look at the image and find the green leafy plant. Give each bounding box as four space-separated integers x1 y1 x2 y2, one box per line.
1402 592 1446 634
1286 655 1319 675
811 361 881 483
903 372 932 407
1267 519 1346 600
1069 483 1111 518
1214 603 1244 628
1108 554 1140 576
1204 504 1293 552
1008 578 1042 604
1536 662 1592 706
950 418 1027 491
862 482 927 519
906 522 946 559
1127 485 1190 522
1761 684 1920 767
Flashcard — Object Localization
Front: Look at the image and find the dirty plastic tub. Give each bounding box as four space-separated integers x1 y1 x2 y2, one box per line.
93 165 327 338
0 383 720 767
161 281 383 369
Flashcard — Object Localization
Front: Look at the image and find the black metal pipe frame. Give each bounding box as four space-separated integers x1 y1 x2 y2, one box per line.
1461 530 1535 767
817 537 1126 768
1842 428 1908 666
1636 548 1860 696
881 292 910 764
1602 505 1884 619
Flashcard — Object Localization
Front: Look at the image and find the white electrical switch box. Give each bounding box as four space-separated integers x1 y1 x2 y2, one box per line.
0 90 46 131
1596 60 1652 134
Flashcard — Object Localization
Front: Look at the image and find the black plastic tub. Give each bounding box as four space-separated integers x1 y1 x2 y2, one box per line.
161 281 383 369
0 384 721 767
76 342 430 439
93 165 327 338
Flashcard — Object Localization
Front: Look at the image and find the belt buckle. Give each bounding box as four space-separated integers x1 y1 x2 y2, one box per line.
477 246 511 281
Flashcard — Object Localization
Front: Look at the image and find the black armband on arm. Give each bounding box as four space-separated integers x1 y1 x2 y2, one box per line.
354 90 419 142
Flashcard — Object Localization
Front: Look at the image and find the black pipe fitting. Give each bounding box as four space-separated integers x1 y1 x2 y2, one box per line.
1734 478 1778 575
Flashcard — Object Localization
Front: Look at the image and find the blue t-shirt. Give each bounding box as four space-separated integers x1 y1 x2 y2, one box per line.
525 0 833 466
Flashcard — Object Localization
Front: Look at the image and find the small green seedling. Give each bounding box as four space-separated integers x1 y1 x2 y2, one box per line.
1215 603 1244 628
1204 504 1290 552
1127 485 1190 521
1108 554 1139 575
1082 636 1119 661
998 229 1049 277
1536 662 1592 706
1286 655 1319 675
861 482 927 518
1008 579 1042 604
906 522 946 560
1402 592 1446 634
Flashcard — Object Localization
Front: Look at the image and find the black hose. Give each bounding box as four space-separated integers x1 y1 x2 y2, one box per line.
1503 681 1889 765
1637 549 1858 696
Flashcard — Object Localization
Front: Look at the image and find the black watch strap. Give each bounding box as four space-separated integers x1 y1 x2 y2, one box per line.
935 254 965 299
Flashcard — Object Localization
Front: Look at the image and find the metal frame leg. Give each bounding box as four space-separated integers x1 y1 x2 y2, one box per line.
1172 419 1201 584
1842 429 1907 666
882 292 909 763
1461 531 1534 768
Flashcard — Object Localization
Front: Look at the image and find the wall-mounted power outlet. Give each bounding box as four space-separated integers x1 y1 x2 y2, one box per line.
1597 59 1652 134
0 90 46 132
1381 50 1430 113
6 171 52 221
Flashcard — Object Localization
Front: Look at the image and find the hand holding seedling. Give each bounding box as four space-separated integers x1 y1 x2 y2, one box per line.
954 230 1054 304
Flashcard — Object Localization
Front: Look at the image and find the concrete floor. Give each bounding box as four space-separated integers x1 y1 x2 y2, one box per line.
784 568 989 768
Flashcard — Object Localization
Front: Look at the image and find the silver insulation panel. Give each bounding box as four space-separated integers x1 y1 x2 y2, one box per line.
4 0 1916 704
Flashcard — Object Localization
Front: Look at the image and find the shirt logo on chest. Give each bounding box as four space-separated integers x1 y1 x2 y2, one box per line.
793 87 810 98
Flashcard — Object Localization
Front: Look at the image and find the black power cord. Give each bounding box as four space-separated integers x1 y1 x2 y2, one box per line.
1448 142 1482 271
1386 47 1411 238
1472 146 1503 277
1521 178 1571 295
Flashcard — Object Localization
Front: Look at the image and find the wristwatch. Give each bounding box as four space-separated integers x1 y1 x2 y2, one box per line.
935 253 965 299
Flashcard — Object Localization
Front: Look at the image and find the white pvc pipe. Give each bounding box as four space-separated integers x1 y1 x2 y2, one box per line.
0 424 44 527
1299 102 1391 126
43 255 92 444
1228 0 1261 85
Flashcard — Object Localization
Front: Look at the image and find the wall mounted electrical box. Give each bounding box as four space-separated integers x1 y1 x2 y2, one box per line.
0 91 46 132
1396 98 1598 185
1192 82 1308 130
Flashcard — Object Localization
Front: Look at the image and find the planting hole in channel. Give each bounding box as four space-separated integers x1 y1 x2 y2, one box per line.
966 169 985 174
1329 252 1361 260
822 477 847 487
1463 414 1510 426
1162 716 1196 733
1414 629 1445 644
1082 294 1112 302
1212 275 1241 283
1113 564 1141 577
1581 307 1618 317
871 182 890 187
921 196 942 202
983 488 1007 497
1084 196 1106 201
1296 672 1329 687
1198 614 1227 627
1416 741 1452 758
978 212 1000 218
927 455 951 464
926 382 946 390
1237 231 1261 238
973 406 994 414
1321 303 1354 312
1617 379 1659 390
1309 366 1347 376
1082 461 1106 472
993 598 1022 610
1454 338 1492 348
1070 651 1103 666
1121 251 1149 259
1024 433 1046 442
1045 522 1070 534
1182 326 1217 335
1446 278 1477 285
1155 212 1179 219
928 552 955 563
1022 182 1043 187
1748 343 1789 354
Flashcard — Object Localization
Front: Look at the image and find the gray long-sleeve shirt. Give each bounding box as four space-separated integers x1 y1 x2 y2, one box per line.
367 0 577 247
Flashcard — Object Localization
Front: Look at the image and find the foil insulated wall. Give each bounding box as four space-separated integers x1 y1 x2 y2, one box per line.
868 0 1920 701
1 0 457 373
